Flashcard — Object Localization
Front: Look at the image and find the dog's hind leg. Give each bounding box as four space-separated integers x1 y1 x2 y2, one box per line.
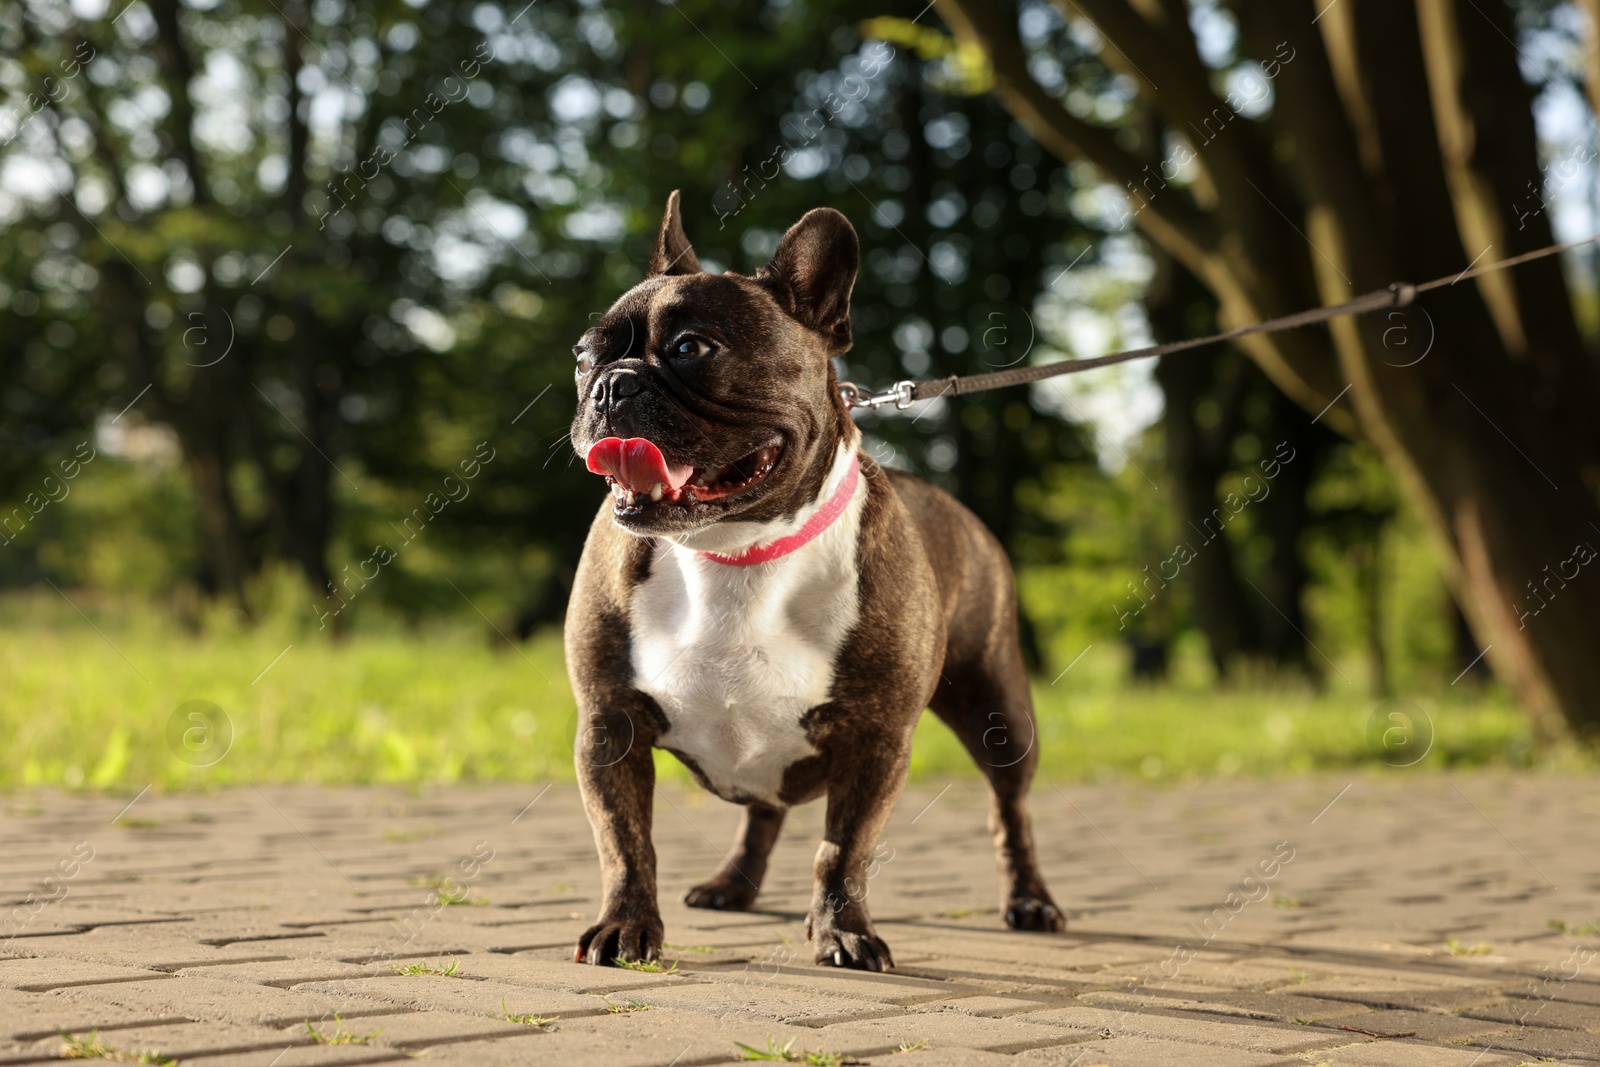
683 802 786 911
929 655 1065 933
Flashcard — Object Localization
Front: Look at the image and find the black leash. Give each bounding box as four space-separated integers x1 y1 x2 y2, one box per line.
838 232 1600 410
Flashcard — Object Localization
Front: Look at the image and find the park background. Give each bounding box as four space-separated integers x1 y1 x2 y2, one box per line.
2 0 1598 791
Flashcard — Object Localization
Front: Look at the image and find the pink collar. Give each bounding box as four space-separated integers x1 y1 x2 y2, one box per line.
700 455 861 566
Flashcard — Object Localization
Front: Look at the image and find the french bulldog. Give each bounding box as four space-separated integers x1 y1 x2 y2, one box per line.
564 191 1063 972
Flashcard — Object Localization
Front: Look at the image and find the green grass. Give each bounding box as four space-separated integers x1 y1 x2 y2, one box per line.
0 590 1584 792
734 1036 853 1065
391 958 460 977
501 998 557 1027
599 996 651 1014
613 957 678 974
1445 937 1493 957
305 1015 380 1045
0 592 571 790
58 1030 175 1064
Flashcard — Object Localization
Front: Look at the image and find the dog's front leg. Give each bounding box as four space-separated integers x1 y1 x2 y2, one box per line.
807 746 909 972
574 701 663 965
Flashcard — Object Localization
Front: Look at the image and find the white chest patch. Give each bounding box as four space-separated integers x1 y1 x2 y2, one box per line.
629 447 863 806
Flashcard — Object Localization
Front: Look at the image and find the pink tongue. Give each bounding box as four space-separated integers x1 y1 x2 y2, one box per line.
585 437 694 494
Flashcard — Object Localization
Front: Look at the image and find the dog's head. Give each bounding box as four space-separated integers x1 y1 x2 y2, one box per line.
571 192 859 539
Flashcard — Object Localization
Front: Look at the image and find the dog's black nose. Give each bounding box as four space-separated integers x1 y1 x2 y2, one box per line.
590 368 642 413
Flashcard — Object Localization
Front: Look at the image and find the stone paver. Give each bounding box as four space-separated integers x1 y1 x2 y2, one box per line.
0 775 1596 1065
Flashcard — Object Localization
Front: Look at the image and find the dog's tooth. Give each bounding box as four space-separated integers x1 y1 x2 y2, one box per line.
650 483 663 503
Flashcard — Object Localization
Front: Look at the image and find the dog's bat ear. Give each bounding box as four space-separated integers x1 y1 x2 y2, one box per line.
759 207 858 355
649 190 702 277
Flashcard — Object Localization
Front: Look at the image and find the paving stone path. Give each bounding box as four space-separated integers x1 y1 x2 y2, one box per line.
0 774 1596 1066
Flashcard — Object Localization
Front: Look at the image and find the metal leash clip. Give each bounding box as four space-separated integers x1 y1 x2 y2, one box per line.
838 380 916 410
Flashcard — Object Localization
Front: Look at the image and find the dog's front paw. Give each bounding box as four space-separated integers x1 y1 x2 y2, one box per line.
574 910 664 966
683 876 758 911
1005 892 1066 933
807 912 894 972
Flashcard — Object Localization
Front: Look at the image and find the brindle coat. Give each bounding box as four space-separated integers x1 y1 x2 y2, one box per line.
564 193 1062 971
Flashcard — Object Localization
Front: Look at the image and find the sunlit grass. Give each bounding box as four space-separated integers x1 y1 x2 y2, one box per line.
57 1029 174 1064
909 657 1549 781
0 591 572 791
0 590 1583 793
304 1015 380 1046
391 958 461 976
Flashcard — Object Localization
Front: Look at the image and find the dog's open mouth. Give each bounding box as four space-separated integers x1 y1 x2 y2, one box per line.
586 436 782 512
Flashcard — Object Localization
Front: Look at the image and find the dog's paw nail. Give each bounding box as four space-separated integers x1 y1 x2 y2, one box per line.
1004 896 1066 932
685 881 752 912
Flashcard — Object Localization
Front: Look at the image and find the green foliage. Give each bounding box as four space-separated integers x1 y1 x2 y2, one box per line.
858 17 992 94
0 0 1111 638
19 454 197 597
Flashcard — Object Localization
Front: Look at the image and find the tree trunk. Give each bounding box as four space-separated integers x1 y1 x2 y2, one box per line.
97 256 256 609
255 296 339 601
935 0 1600 737
182 449 252 607
167 298 258 612
1254 382 1336 672
1147 257 1262 676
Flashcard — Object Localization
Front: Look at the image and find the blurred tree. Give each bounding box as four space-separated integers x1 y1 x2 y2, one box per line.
936 0 1600 735
0 0 1109 644
2 0 1495 703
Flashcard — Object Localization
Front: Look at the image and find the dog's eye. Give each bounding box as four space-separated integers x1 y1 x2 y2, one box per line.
573 345 592 380
671 336 713 360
